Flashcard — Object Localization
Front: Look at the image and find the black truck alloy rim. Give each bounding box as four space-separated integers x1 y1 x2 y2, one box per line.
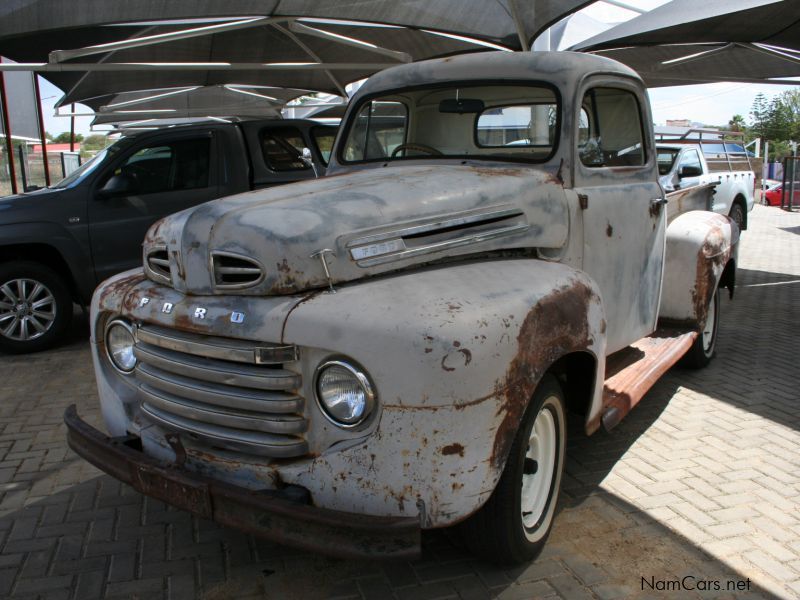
0 278 57 341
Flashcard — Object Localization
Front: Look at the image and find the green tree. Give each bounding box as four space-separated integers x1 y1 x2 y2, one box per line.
52 132 84 144
749 93 770 140
728 114 746 132
81 134 109 152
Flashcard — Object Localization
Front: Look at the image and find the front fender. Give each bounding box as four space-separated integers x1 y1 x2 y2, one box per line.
659 211 738 328
280 259 607 526
0 221 95 301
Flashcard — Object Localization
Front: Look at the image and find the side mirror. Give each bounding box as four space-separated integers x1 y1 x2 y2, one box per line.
300 147 319 179
98 173 138 198
679 165 702 178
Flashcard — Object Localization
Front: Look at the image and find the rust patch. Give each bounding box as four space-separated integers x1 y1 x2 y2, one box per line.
441 443 465 457
441 356 455 372
691 226 728 325
170 249 185 281
606 223 613 237
98 272 147 309
458 348 472 365
468 166 527 178
277 258 291 274
490 280 596 470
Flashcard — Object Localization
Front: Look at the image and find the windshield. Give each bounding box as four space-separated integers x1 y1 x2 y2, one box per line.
50 139 130 189
657 148 680 176
341 84 559 165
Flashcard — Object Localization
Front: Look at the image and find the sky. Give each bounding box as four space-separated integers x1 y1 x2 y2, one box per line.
31 0 799 137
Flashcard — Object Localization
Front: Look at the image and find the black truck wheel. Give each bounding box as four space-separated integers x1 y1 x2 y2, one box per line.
460 375 566 564
0 261 72 354
682 287 720 369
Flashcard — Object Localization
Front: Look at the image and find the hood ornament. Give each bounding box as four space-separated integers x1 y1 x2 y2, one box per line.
310 249 336 294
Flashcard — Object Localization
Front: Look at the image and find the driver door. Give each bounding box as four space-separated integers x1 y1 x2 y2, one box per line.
574 82 666 354
88 133 219 283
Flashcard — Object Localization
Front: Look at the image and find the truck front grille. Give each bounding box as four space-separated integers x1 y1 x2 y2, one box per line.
132 324 307 458
144 247 171 285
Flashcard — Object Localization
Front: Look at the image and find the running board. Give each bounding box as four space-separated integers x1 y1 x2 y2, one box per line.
601 328 698 431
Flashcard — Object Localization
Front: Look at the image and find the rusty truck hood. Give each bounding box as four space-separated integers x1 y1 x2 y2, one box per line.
143 163 569 296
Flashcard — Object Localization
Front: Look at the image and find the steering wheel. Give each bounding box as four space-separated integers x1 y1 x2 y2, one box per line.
391 143 443 158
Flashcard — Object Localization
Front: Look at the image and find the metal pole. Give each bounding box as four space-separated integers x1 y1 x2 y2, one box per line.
0 70 18 195
781 156 787 209
70 103 75 152
789 143 797 212
17 144 27 191
762 140 769 204
33 75 50 186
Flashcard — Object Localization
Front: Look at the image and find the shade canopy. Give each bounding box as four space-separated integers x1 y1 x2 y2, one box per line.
88 85 319 126
0 0 592 52
573 0 800 86
0 1 593 105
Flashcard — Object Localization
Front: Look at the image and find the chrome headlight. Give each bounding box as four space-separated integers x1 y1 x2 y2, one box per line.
105 319 137 373
314 359 375 427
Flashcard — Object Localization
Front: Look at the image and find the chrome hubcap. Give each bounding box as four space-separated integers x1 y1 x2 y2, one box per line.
0 278 57 341
521 403 557 530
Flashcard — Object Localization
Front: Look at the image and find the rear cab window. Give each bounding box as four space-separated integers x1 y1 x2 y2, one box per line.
260 127 310 172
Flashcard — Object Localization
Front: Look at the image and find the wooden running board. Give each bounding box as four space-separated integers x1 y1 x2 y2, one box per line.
601 328 698 431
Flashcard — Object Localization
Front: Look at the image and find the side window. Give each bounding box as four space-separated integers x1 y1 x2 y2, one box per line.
678 149 702 174
311 126 337 166
343 101 407 162
110 138 211 194
579 87 645 168
260 127 309 171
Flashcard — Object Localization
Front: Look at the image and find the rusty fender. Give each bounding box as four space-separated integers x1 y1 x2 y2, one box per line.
280 259 606 528
658 211 739 328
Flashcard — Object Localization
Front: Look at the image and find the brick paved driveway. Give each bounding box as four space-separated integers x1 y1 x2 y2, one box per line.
0 204 798 600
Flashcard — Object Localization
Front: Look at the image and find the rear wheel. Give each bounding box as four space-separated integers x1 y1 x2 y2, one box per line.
0 262 72 354
460 375 566 564
729 202 745 231
682 287 720 369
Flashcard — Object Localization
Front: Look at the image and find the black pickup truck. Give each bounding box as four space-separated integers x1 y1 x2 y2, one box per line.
0 118 335 353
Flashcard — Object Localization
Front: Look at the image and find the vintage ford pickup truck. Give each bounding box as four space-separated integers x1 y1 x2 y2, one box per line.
66 51 737 563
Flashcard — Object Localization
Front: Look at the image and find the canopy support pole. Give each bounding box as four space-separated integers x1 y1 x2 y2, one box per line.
272 23 348 96
508 0 530 51
0 70 18 195
49 17 276 63
33 74 50 186
287 21 411 63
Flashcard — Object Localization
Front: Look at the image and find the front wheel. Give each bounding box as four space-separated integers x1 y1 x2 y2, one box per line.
682 287 720 369
460 375 566 564
0 261 73 354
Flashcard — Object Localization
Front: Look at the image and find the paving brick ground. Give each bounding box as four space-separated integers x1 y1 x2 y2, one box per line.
0 204 798 600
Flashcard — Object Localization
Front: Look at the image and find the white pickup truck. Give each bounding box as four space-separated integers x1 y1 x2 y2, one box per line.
66 51 737 564
657 143 755 231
